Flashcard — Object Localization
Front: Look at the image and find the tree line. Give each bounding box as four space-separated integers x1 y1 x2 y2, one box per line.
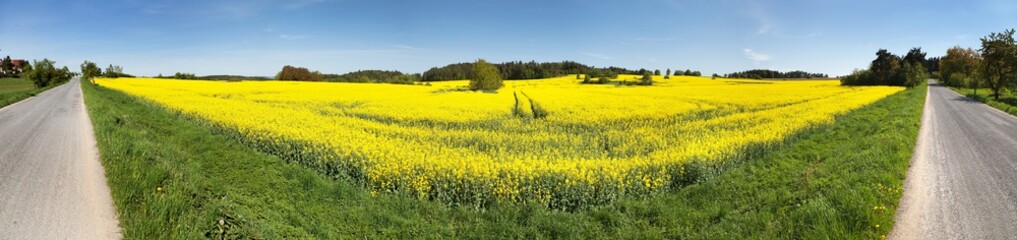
321 70 420 84
27 59 75 88
422 61 644 81
938 29 1017 100
152 73 270 81
274 65 422 84
1 48 77 88
843 28 1017 97
840 47 932 88
724 69 828 79
80 61 133 81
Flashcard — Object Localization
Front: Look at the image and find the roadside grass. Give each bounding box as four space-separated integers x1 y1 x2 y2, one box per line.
84 78 924 239
949 87 1017 116
0 77 47 108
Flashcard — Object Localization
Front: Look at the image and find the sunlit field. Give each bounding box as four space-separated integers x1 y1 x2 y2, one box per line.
96 76 902 209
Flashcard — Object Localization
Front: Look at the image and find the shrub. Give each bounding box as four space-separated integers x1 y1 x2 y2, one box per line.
469 59 503 91
27 59 72 88
598 77 610 84
641 72 653 85
840 69 874 86
276 65 321 81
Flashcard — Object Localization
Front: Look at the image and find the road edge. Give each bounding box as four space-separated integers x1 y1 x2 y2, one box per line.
77 79 124 239
887 82 932 240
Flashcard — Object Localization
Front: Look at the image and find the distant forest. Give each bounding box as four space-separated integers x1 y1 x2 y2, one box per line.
421 61 644 81
724 69 829 79
258 60 704 83
321 70 420 84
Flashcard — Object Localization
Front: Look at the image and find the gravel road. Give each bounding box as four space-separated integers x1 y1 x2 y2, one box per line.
890 80 1017 239
0 79 121 239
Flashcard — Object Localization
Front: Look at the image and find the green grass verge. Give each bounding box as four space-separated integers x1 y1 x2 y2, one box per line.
0 77 48 108
83 78 924 239
949 87 1017 116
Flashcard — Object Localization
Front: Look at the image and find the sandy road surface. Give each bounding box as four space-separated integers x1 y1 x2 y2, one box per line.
0 79 120 239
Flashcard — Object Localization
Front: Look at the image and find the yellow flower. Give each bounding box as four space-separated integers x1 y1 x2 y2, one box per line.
96 76 901 205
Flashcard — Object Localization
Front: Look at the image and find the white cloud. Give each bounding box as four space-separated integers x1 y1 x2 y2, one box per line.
742 48 771 64
581 52 611 60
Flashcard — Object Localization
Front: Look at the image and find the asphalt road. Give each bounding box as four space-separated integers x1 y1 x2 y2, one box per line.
0 79 121 239
890 81 1017 239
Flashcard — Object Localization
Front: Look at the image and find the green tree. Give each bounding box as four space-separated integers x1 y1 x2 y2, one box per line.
583 74 591 83
939 46 981 87
174 72 197 79
871 49 902 86
979 29 1017 100
666 68 671 76
104 64 124 78
470 59 503 91
597 76 610 84
903 47 927 68
276 65 321 81
684 69 692 76
902 62 927 88
654 69 661 76
0 56 13 78
641 72 653 85
80 61 102 83
27 59 72 88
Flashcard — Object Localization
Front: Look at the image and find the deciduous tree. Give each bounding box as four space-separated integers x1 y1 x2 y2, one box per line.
469 59 503 91
979 29 1017 100
276 65 321 81
939 46 981 87
871 49 902 86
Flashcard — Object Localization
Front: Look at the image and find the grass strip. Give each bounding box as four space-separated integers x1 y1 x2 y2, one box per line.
84 79 924 239
949 87 1017 116
0 78 50 108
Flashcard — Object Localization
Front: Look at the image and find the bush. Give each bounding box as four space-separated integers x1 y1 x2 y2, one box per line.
598 77 610 84
103 64 132 78
903 62 928 88
27 59 72 88
276 65 321 81
469 59 503 91
80 61 102 81
840 69 874 86
640 72 653 85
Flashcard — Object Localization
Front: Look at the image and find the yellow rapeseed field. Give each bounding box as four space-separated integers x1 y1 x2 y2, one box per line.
95 75 902 208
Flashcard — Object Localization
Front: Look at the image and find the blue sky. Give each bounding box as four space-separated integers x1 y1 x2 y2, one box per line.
0 0 1014 77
